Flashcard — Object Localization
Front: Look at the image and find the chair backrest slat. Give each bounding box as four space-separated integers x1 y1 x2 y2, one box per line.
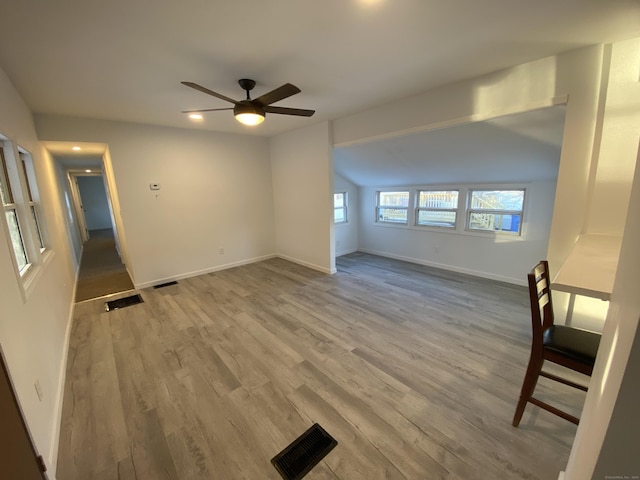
527 260 554 343
538 292 549 310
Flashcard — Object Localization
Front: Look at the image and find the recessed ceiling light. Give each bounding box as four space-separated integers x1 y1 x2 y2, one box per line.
72 146 81 151
85 169 92 173
189 113 203 120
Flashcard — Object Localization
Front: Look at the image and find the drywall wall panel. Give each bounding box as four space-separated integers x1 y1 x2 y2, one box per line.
586 37 640 236
0 66 77 477
270 121 335 273
34 115 275 287
332 45 606 277
76 176 111 230
565 134 640 480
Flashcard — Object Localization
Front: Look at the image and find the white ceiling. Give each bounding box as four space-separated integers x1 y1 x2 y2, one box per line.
0 0 638 140
39 142 105 169
335 106 566 186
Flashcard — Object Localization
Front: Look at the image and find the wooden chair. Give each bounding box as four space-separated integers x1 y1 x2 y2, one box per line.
512 260 601 426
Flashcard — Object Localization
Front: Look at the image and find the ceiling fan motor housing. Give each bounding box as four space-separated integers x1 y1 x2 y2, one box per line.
238 78 256 93
234 100 265 117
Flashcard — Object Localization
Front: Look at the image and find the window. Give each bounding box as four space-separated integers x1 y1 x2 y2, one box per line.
416 190 459 228
377 191 409 224
19 152 46 251
0 145 29 273
334 192 347 224
467 189 525 234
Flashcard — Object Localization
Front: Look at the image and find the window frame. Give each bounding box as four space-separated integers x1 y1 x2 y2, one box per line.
0 144 30 275
19 151 47 252
376 190 410 225
0 137 54 301
334 192 348 224
415 189 459 229
466 188 526 235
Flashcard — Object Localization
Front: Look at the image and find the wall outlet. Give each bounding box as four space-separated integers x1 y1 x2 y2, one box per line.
219 248 224 255
34 380 43 401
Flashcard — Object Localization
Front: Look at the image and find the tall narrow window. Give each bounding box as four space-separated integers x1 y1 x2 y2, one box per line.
0 146 29 272
416 190 459 228
377 191 409 224
467 189 525 234
334 192 347 224
20 152 45 251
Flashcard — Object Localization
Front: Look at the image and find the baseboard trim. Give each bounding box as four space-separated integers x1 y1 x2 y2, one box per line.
357 248 526 286
134 254 277 289
336 248 358 257
47 282 77 479
276 254 336 274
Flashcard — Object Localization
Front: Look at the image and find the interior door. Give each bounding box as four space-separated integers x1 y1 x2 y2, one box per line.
0 350 47 479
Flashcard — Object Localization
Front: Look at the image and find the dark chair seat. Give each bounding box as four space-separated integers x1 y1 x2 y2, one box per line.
543 325 600 366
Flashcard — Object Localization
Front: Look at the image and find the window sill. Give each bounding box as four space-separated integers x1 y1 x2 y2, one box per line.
371 221 526 241
18 249 56 303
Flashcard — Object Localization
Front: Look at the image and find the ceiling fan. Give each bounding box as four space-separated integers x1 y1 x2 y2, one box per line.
181 79 315 126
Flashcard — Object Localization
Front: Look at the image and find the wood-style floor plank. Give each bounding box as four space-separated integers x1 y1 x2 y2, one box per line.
57 253 585 479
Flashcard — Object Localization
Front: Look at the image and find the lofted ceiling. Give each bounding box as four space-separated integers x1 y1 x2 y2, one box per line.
0 0 638 141
334 106 566 187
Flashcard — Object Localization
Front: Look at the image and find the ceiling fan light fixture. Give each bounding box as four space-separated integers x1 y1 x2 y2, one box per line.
234 101 265 126
182 79 314 124
235 112 265 126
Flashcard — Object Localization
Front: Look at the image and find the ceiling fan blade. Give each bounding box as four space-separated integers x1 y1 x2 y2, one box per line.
254 83 301 106
181 107 234 113
181 82 238 104
264 106 315 117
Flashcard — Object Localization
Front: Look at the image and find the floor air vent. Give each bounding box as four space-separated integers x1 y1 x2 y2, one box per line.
105 294 144 312
271 423 337 480
153 281 178 289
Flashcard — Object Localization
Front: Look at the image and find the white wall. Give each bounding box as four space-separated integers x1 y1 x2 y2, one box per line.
334 173 358 257
34 115 276 288
333 45 606 276
333 41 640 476
565 140 640 480
52 162 83 269
76 175 112 230
0 39 635 478
561 36 640 480
270 121 335 273
357 180 556 285
0 67 77 477
585 38 640 236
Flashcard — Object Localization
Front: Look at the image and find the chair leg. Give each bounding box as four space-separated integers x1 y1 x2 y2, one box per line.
512 356 543 427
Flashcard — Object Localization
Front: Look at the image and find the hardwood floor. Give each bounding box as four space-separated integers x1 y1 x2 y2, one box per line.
57 253 586 479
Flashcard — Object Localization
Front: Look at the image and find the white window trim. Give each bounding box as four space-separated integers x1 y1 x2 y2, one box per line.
466 188 526 236
19 150 48 253
376 190 410 225
371 183 529 240
334 192 348 225
415 189 460 229
0 138 52 301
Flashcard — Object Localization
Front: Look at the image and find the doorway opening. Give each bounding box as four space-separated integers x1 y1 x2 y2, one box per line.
67 169 134 302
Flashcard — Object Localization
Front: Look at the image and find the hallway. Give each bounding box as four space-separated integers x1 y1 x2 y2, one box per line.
75 229 134 302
